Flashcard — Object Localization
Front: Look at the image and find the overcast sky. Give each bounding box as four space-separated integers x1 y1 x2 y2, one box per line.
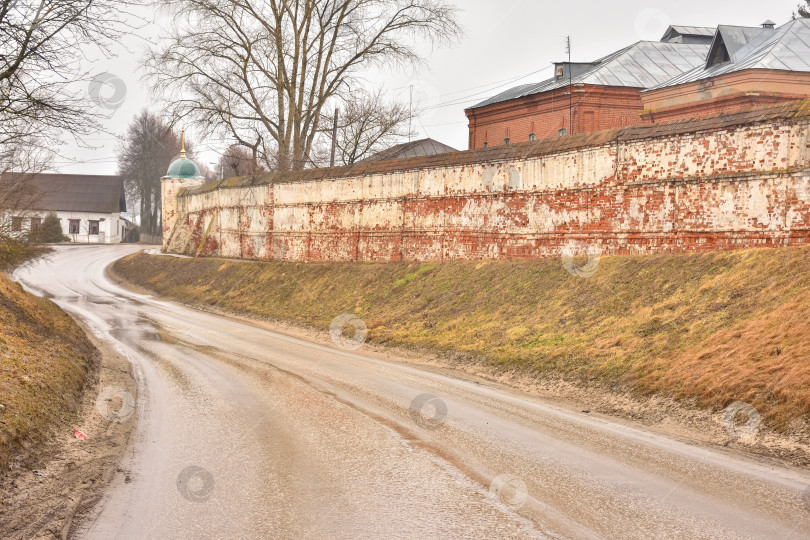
56 0 802 176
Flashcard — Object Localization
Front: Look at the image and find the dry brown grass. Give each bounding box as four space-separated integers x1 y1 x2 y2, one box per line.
114 246 810 431
0 274 96 470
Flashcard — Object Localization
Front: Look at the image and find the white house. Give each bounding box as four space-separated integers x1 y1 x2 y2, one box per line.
9 173 128 244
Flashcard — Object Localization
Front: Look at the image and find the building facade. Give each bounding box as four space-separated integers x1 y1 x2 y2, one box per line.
642 19 810 122
465 28 714 149
8 173 128 244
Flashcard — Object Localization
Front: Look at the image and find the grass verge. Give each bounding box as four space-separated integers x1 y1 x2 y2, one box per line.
0 273 96 470
113 247 810 433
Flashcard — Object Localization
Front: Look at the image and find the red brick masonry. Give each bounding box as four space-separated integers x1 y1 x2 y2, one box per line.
465 85 645 149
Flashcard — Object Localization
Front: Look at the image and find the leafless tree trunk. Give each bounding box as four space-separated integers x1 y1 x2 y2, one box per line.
146 0 460 171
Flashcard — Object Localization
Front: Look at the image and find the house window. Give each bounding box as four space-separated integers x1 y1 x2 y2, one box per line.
529 133 537 141
503 138 510 146
88 220 100 235
30 217 41 231
69 219 80 234
11 217 22 232
558 127 568 137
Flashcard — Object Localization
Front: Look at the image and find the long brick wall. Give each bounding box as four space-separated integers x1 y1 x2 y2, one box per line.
163 101 810 262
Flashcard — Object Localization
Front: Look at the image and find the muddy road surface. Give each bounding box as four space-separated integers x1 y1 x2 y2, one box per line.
13 245 810 539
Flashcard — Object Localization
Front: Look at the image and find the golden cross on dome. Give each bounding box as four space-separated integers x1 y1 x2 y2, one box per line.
180 129 187 159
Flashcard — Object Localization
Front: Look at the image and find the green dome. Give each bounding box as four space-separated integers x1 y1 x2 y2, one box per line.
166 157 202 178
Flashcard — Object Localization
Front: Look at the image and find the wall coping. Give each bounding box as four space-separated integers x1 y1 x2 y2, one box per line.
182 98 810 197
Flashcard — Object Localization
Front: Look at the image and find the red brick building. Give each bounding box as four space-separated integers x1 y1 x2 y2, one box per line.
641 19 810 122
465 29 712 149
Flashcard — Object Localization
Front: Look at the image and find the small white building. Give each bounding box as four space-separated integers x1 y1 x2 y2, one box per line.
9 173 128 244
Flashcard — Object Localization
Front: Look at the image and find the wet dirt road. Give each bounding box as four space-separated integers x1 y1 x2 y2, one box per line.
13 245 810 539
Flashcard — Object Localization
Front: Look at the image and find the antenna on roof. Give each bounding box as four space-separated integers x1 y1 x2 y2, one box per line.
566 36 574 135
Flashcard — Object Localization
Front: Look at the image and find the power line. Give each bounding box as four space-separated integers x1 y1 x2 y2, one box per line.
392 65 551 101
421 65 554 111
422 120 468 128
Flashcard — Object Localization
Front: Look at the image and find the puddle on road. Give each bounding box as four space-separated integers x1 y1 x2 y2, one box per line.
109 316 162 343
51 295 118 305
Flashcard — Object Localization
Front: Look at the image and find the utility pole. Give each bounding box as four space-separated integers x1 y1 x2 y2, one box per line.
330 108 339 167
408 85 414 142
567 36 574 135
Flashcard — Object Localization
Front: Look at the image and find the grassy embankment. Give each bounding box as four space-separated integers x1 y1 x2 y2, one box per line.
114 247 810 432
0 274 96 470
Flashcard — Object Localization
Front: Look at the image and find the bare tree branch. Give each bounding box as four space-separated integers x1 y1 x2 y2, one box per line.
145 0 461 171
331 88 414 165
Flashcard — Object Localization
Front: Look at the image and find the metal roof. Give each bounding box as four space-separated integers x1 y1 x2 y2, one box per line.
12 173 127 214
469 41 709 109
648 19 810 90
362 138 458 162
662 25 717 42
666 26 717 37
714 25 767 59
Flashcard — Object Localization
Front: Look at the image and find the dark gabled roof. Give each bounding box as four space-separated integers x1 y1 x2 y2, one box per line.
468 41 709 110
8 173 127 213
362 138 459 162
649 19 810 90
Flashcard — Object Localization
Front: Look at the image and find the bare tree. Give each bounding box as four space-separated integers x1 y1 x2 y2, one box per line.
217 144 264 178
1 1 134 144
146 0 460 171
0 148 50 268
118 111 198 238
332 89 413 165
1 1 136 265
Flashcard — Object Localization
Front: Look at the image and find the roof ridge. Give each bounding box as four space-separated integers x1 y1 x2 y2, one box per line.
591 41 641 64
717 24 765 30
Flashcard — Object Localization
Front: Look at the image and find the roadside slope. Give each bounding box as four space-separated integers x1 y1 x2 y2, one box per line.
113 247 810 435
0 272 97 470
